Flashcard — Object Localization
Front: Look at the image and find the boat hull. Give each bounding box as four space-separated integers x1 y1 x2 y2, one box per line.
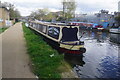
109 28 120 34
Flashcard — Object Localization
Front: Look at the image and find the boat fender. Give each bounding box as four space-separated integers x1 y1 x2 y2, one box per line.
79 48 86 53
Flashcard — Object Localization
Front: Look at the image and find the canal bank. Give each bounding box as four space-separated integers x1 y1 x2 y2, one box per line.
22 23 77 79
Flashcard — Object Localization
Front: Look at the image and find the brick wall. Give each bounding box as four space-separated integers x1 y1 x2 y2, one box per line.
0 7 10 28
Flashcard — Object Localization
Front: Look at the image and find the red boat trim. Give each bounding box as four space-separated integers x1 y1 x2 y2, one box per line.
59 48 83 54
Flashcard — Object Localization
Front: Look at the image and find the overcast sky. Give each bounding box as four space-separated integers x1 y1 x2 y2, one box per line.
1 0 120 16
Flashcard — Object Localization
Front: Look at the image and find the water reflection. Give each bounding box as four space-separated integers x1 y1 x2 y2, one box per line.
66 30 120 78
64 54 85 67
109 33 120 44
64 54 85 78
81 31 109 43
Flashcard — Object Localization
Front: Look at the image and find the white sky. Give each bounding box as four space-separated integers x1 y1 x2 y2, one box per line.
1 0 120 16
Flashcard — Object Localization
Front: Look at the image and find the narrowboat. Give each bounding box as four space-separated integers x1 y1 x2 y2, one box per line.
69 22 93 29
69 22 104 30
109 26 120 34
28 21 86 55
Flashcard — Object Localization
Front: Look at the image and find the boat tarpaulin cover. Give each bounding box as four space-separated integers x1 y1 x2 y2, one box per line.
61 27 78 42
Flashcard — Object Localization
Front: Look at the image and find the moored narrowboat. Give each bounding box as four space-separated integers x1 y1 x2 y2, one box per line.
28 21 86 55
109 26 120 34
69 21 104 30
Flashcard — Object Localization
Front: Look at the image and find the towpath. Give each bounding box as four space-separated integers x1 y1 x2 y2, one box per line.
1 22 36 78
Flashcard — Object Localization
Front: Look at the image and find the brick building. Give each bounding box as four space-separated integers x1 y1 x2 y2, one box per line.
0 2 10 28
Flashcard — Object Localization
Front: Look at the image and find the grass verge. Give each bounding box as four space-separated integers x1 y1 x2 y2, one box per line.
22 23 65 79
0 28 8 34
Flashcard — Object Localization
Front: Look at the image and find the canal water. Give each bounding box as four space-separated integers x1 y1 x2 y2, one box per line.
64 30 120 79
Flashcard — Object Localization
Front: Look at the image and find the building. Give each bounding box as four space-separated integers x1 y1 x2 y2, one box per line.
94 10 115 28
0 2 10 28
73 10 115 28
118 1 120 12
74 13 96 22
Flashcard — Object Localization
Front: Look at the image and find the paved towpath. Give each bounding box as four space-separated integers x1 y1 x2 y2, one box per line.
1 22 36 78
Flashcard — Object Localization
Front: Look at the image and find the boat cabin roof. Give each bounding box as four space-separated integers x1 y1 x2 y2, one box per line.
30 21 79 28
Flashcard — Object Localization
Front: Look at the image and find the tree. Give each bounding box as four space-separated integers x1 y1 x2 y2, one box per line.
44 12 54 21
30 8 50 21
9 8 21 19
1 2 21 19
29 11 37 18
62 0 76 21
30 8 66 22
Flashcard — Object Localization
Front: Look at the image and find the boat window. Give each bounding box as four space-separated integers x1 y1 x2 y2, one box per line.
35 23 37 29
48 26 60 39
36 24 39 29
38 24 47 34
61 27 78 42
29 23 32 27
42 25 47 33
38 24 41 31
33 23 36 28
